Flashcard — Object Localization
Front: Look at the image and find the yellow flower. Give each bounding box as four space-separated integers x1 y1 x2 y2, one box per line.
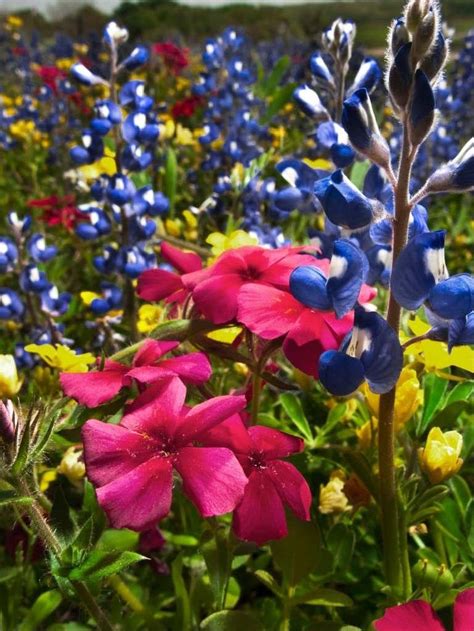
137 304 164 334
165 218 182 237
39 468 57 492
0 354 22 398
319 470 351 514
175 124 195 146
183 210 198 241
55 58 74 71
25 344 95 373
6 15 23 29
418 427 463 484
357 417 378 450
77 149 116 181
206 230 258 260
207 326 242 344
57 446 86 483
361 367 423 431
303 158 333 171
404 316 474 373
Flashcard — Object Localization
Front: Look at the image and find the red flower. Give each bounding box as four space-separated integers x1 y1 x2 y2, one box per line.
28 195 82 231
172 95 203 120
152 42 189 75
35 65 66 94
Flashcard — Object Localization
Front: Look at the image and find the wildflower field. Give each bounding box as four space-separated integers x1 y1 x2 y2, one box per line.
0 1 473 629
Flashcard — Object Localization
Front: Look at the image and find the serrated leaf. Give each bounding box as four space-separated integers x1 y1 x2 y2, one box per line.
279 393 312 441
68 550 146 582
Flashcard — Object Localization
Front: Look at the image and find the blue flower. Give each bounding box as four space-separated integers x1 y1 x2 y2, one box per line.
71 63 106 87
314 170 375 230
40 285 71 317
319 306 403 395
103 21 128 47
391 231 474 320
122 111 159 144
293 85 328 118
70 130 104 165
90 100 122 136
133 186 169 216
75 206 112 240
425 138 474 193
106 174 136 206
309 52 334 87
0 237 18 273
120 46 149 71
290 239 367 318
346 57 381 96
89 282 123 316
0 288 24 319
119 81 153 112
315 121 355 168
27 234 57 262
342 88 390 167
20 265 50 293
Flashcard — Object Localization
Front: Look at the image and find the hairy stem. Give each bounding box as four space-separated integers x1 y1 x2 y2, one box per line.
378 118 414 598
15 477 115 631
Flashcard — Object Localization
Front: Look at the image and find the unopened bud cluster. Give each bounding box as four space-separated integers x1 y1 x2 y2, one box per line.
322 18 356 69
387 0 448 145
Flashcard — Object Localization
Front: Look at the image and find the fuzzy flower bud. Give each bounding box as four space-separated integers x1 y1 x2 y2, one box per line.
408 69 435 146
0 400 17 443
319 470 351 514
424 137 474 193
390 17 411 55
411 4 439 63
418 427 463 484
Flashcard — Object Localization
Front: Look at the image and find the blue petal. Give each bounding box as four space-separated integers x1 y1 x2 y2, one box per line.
289 265 331 311
347 57 381 96
276 159 320 192
309 52 334 84
319 350 366 396
273 187 304 211
428 274 474 319
355 308 403 394
342 89 371 151
314 170 374 230
326 240 366 318
453 155 474 190
330 143 355 168
293 85 326 118
391 231 446 310
410 69 435 128
448 312 474 351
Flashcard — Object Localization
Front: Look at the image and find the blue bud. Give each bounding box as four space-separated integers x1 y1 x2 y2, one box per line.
314 170 374 230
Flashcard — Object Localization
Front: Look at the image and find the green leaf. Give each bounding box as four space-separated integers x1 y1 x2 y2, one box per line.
449 476 472 516
417 373 448 435
444 382 474 407
254 570 282 597
201 527 232 609
326 524 355 573
271 513 322 586
349 160 370 190
96 528 139 552
19 590 62 631
200 610 260 631
165 147 177 217
261 83 296 124
466 500 474 553
0 490 33 507
68 550 146 582
291 587 353 607
260 55 290 97
279 393 312 441
11 416 31 475
172 553 192 631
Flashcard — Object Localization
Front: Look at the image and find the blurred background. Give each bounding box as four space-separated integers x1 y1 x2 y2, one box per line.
0 0 473 50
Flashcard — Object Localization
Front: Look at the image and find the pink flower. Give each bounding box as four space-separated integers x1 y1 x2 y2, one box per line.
374 588 474 631
182 246 319 325
82 378 248 531
60 339 211 407
205 417 312 544
237 259 376 376
137 242 203 306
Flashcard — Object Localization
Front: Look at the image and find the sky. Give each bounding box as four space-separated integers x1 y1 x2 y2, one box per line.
0 0 338 17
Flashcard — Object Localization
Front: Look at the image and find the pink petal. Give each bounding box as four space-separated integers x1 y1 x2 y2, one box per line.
233 470 287 545
60 360 127 407
122 366 178 387
161 242 202 273
248 426 304 459
137 268 182 302
157 353 212 384
121 378 186 435
97 456 173 531
133 340 179 366
237 284 303 339
175 446 247 516
82 419 156 487
191 274 244 323
283 309 339 376
359 282 377 304
178 394 247 443
203 414 253 453
267 460 312 521
454 588 474 631
181 266 212 291
374 601 445 631
324 311 354 337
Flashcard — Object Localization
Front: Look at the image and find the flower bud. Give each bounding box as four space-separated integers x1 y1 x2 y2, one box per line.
420 30 448 83
391 17 411 55
0 355 22 399
411 6 438 63
388 42 413 111
405 0 430 34
103 21 129 48
408 69 435 146
57 446 86 483
0 400 16 443
424 137 474 193
418 427 463 484
342 88 391 168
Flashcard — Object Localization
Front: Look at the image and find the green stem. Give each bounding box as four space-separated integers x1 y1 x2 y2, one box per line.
378 118 414 599
14 478 115 631
108 574 146 614
250 372 262 426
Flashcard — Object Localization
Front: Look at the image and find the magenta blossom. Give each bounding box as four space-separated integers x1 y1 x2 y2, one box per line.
82 378 248 531
137 242 203 306
374 588 474 631
237 258 376 376
60 339 211 407
206 417 312 544
181 246 320 325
